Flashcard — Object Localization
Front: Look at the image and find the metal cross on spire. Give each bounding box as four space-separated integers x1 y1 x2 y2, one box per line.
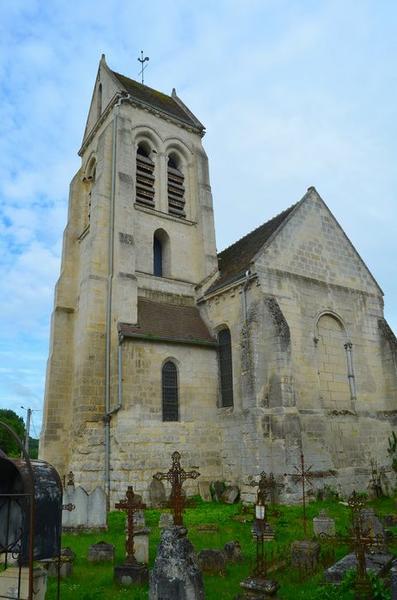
153 451 200 526
115 485 146 564
137 50 149 85
285 451 314 538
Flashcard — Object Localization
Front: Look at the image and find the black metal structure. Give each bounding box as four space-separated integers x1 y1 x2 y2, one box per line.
0 421 63 599
162 361 179 422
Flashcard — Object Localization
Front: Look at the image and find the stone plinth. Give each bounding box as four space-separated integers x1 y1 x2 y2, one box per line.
88 541 115 562
0 567 47 600
313 510 335 538
324 552 393 584
114 562 149 586
291 540 320 573
149 526 204 600
238 575 279 599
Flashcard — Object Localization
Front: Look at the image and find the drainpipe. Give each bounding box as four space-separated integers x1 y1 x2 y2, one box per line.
344 341 357 409
242 269 251 323
104 94 132 507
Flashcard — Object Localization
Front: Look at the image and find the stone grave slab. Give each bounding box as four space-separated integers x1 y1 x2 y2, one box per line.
198 480 212 502
88 541 115 563
238 575 279 599
224 540 243 563
313 510 335 538
149 478 166 507
87 487 107 528
324 552 394 584
149 526 204 600
221 485 240 504
210 480 225 502
134 527 150 564
197 549 226 574
291 540 320 573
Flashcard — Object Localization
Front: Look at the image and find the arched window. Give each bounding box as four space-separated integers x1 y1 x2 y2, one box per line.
167 153 185 217
162 361 179 421
136 142 155 207
316 314 353 410
218 328 234 407
153 229 170 277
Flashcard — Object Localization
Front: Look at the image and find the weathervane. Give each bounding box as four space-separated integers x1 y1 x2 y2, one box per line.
137 50 149 84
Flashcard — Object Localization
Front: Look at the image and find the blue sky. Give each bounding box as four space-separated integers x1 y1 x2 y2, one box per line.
0 0 396 433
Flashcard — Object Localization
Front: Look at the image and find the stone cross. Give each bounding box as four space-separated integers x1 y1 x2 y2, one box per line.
285 451 313 538
153 451 200 526
115 486 146 565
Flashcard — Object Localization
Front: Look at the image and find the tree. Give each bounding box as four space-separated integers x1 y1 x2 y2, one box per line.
0 409 26 457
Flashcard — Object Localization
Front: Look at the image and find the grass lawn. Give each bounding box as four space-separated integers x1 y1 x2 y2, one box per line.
46 495 397 599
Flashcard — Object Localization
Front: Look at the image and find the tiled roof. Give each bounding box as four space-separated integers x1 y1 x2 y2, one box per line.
119 298 216 346
111 71 203 130
207 203 298 293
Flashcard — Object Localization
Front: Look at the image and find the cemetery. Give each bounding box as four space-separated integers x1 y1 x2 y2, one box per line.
1 438 397 599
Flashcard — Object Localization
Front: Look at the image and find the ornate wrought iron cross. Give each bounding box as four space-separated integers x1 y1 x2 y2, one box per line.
115 485 146 564
153 451 200 526
285 451 313 537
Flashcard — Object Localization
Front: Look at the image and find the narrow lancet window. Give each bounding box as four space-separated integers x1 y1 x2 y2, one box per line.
218 328 234 407
162 361 179 421
167 154 185 217
136 143 155 207
153 235 163 277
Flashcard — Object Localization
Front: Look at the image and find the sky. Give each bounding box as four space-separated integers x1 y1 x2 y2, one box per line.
0 0 396 435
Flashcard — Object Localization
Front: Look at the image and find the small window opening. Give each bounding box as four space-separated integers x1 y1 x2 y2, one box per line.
153 236 163 277
97 83 102 119
136 142 155 208
162 361 179 421
167 153 185 217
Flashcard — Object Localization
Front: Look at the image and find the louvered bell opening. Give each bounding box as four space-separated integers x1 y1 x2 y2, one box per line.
162 362 179 421
136 154 155 207
167 166 185 217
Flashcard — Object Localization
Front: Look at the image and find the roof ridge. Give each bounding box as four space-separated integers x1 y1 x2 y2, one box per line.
112 70 174 101
218 202 298 258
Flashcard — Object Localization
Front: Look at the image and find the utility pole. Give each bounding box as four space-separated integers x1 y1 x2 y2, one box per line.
21 406 32 457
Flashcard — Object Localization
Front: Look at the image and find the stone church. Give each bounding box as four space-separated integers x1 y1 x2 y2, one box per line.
40 55 397 505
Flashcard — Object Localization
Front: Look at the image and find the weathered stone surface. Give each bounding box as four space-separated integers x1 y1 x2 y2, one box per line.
87 486 107 528
221 485 240 504
324 552 393 584
197 549 226 574
211 481 225 502
391 564 397 600
224 540 243 563
0 567 47 600
149 479 166 508
290 540 320 573
360 508 385 542
313 510 335 538
87 541 115 563
238 575 279 598
159 512 174 529
133 528 150 564
149 526 204 600
198 480 212 502
114 562 148 586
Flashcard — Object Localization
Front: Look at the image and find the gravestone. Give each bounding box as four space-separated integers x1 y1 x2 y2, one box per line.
88 541 115 563
221 485 240 504
149 526 204 600
133 509 146 530
313 510 335 538
324 552 393 584
291 540 320 573
238 575 279 599
210 480 225 502
198 480 212 502
62 485 88 529
159 512 174 529
133 528 150 564
149 478 166 507
87 487 107 528
224 540 243 563
360 508 385 542
197 549 226 574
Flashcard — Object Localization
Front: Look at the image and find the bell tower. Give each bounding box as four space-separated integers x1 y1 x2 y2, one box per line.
40 55 219 496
